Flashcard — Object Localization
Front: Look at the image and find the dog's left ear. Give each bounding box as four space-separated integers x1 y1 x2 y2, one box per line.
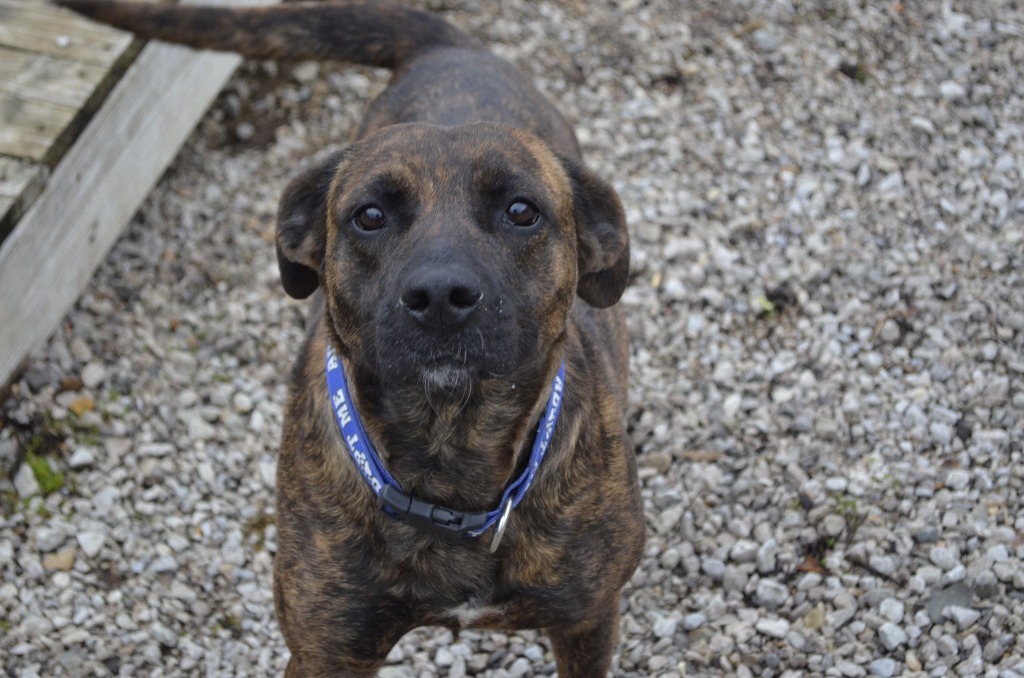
275 151 346 299
564 161 631 308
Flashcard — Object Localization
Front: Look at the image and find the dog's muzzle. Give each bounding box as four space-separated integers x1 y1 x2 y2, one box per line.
375 260 520 385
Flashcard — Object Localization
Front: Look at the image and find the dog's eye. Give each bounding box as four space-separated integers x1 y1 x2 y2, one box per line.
353 205 388 231
504 200 540 228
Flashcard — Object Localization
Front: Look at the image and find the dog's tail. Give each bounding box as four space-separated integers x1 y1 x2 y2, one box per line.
55 0 481 69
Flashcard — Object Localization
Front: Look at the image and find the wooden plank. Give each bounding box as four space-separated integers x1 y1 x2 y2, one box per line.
0 46 109 108
0 158 44 199
0 42 132 163
0 0 132 66
0 0 139 221
0 91 78 160
0 157 47 240
0 40 244 386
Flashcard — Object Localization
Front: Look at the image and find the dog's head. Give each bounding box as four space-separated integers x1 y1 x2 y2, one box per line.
276 123 628 390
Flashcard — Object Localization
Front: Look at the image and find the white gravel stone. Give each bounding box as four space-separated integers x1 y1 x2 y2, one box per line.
92 486 119 513
930 545 962 571
945 605 981 628
654 504 682 535
34 526 68 552
186 413 216 441
292 61 319 83
76 531 105 558
681 613 706 631
232 392 254 414
754 580 789 610
945 469 971 490
652 616 678 639
659 546 680 571
869 658 897 678
939 80 967 100
869 554 898 578
67 447 96 469
824 476 848 492
434 647 454 667
836 660 866 677
879 598 904 623
729 539 759 562
150 622 178 648
930 422 953 447
149 555 179 574
13 463 40 498
877 623 908 651
756 538 779 574
80 362 106 389
702 557 726 581
822 514 846 537
137 443 175 457
506 657 530 677
755 617 790 639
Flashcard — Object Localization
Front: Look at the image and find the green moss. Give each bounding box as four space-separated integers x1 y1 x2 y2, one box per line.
243 512 274 550
22 414 68 458
0 490 17 519
217 614 243 639
838 61 870 84
25 453 65 496
835 495 858 520
831 494 866 543
755 295 776 317
73 421 102 447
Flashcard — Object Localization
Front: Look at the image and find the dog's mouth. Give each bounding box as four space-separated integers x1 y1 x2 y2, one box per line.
373 315 525 391
420 363 474 393
382 337 514 384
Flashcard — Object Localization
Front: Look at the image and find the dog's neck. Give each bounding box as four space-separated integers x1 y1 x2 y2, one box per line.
342 349 564 513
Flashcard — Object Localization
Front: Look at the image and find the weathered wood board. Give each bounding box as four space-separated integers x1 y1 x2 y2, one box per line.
0 0 136 234
0 157 46 242
0 0 131 63
0 0 268 387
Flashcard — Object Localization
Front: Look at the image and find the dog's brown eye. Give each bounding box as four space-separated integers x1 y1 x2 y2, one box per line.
353 205 387 231
504 200 540 228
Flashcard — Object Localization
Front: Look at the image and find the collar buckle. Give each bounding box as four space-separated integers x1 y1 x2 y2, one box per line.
378 485 490 537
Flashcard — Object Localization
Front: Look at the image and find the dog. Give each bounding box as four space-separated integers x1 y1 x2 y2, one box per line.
58 1 645 675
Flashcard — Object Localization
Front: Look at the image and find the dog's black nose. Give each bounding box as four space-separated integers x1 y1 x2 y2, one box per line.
400 267 483 330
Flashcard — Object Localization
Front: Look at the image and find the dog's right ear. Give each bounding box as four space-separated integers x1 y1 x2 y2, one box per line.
276 151 346 299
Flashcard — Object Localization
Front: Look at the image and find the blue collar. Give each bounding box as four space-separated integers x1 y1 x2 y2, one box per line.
325 344 565 550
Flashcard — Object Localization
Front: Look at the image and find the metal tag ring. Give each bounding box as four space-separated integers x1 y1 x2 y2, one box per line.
489 498 514 553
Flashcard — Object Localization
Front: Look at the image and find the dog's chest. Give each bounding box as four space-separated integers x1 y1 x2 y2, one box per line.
442 600 505 628
431 596 563 632
414 564 592 633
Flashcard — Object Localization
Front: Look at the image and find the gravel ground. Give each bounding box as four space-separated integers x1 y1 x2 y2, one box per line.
2 0 1024 676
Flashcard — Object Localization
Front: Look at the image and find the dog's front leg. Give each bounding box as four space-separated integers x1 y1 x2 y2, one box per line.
547 599 622 678
283 645 393 678
275 575 410 678
284 657 374 678
284 658 377 678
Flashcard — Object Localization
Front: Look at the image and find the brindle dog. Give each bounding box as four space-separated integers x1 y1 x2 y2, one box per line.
58 1 645 675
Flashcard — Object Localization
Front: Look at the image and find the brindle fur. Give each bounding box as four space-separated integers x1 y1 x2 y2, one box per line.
58 1 644 675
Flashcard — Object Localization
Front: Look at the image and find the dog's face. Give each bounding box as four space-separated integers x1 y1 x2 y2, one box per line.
276 123 628 389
